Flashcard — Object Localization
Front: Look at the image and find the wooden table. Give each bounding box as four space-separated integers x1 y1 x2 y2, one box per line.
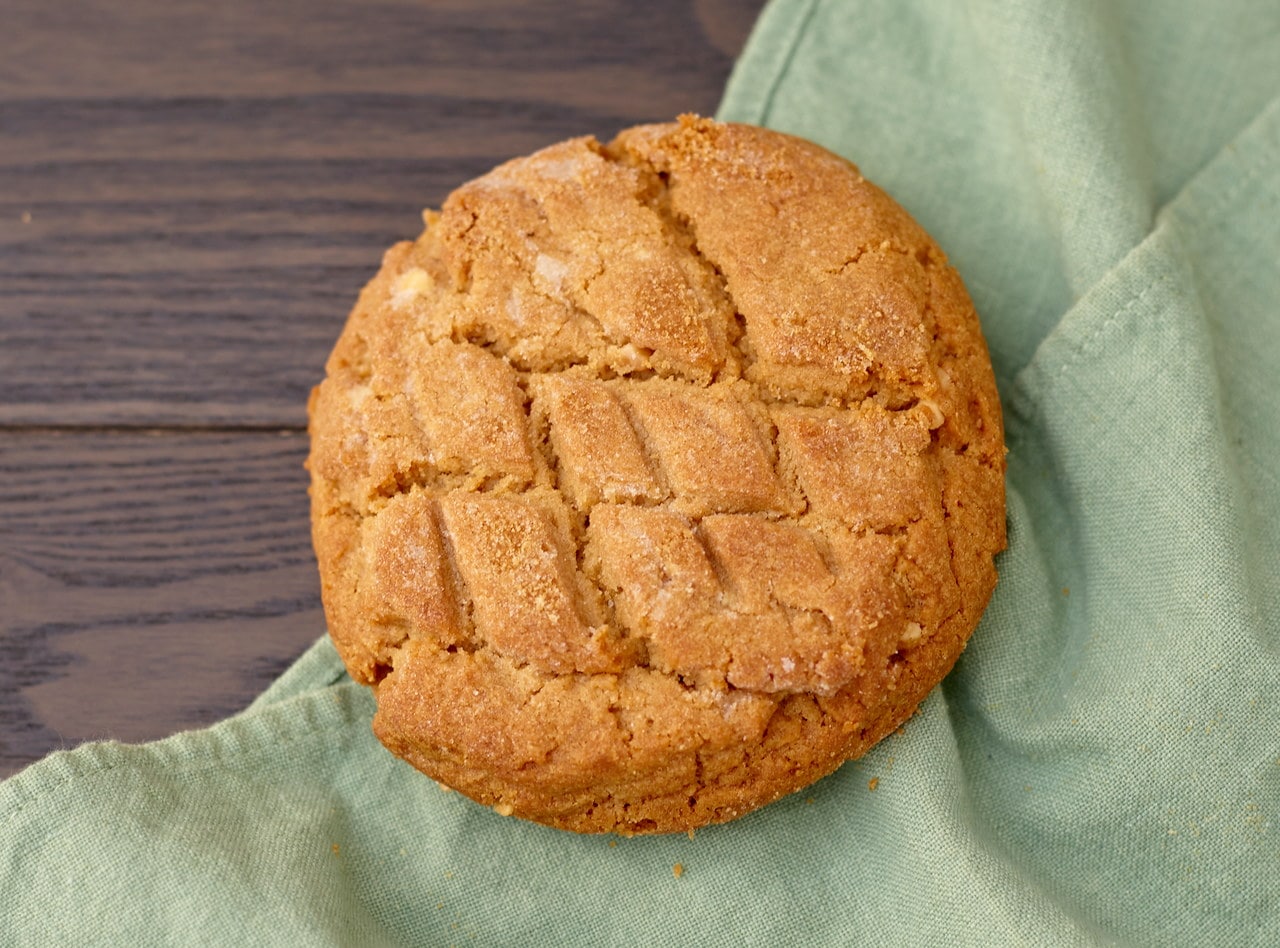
0 0 765 777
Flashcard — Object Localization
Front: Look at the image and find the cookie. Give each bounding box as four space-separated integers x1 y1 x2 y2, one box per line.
307 115 1006 834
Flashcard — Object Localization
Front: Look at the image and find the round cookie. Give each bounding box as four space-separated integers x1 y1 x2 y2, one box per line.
308 115 1006 834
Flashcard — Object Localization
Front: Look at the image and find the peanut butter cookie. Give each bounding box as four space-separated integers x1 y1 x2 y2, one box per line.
308 116 1006 834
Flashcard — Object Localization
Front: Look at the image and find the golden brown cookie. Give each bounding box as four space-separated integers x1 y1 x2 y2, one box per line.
307 115 1006 834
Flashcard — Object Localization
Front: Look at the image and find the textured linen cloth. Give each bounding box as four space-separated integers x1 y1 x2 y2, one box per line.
3 1 1278 944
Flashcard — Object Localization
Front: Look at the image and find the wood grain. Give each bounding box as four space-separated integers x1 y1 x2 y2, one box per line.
1 0 762 427
0 430 320 773
0 0 766 776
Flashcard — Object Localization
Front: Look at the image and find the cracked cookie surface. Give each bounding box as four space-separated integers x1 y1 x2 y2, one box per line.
308 116 1007 834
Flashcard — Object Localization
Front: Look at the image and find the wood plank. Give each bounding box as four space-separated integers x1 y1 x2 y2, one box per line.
0 0 764 427
0 430 321 775
0 0 756 102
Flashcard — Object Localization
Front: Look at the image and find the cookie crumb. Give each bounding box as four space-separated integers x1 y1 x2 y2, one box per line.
687 829 696 840
493 802 515 817
608 839 618 848
331 843 340 856
673 863 684 879
868 778 879 792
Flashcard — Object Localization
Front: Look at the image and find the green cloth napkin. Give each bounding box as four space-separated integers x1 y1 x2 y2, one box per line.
4 1 1278 943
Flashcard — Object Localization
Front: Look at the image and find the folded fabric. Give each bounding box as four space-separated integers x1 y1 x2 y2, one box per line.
3 0 1277 944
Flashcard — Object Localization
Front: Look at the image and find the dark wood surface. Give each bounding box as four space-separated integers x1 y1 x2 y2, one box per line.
0 0 765 776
